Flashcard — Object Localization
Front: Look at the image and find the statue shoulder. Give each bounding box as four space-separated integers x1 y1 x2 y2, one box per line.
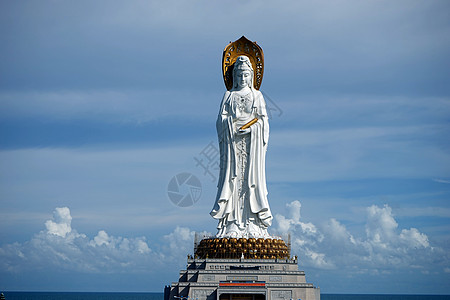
253 90 266 105
221 91 232 103
253 90 264 101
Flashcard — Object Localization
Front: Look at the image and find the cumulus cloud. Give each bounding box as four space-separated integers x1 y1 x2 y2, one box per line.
162 226 195 259
45 207 72 237
0 207 196 274
274 201 448 274
366 204 399 246
276 201 321 238
365 204 430 250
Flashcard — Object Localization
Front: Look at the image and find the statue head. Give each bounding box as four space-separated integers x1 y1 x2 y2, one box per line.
232 55 254 90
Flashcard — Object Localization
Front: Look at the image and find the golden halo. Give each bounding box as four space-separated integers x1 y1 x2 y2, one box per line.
222 36 264 90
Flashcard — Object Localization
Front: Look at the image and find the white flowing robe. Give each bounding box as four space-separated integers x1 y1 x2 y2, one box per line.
210 89 273 236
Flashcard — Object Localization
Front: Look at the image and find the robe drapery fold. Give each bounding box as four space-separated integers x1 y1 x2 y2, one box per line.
210 89 273 237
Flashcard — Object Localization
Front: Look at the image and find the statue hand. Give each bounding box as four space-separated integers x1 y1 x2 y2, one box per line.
237 128 251 135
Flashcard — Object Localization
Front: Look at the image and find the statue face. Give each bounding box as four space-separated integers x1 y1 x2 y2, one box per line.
235 69 252 89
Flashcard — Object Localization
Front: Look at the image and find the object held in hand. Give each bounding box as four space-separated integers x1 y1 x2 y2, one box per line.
240 118 258 130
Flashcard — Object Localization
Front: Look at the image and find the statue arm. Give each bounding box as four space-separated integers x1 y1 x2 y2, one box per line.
254 91 269 145
216 91 232 142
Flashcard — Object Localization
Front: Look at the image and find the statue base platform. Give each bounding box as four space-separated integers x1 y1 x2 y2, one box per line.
165 257 320 300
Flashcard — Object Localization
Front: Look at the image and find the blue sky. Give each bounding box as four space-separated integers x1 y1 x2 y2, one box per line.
1 0 450 295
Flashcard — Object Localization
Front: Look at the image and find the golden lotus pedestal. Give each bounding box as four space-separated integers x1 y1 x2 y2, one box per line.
195 238 290 260
165 238 320 300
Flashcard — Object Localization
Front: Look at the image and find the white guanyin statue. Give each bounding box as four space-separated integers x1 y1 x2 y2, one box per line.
210 54 273 238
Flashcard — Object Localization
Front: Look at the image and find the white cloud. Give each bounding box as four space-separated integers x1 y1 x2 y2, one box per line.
275 200 319 237
136 240 151 254
399 228 429 248
0 207 196 274
162 226 196 261
303 248 333 269
92 230 110 246
45 207 72 238
395 206 450 218
366 204 398 246
324 218 357 247
433 178 450 184
274 201 448 273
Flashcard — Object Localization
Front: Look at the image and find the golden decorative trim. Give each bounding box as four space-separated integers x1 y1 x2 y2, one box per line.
222 36 264 91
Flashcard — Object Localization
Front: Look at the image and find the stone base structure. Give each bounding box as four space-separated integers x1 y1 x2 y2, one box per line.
165 256 320 300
